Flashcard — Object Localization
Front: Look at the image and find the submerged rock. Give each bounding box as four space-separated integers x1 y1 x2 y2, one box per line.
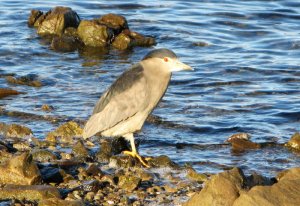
37 6 80 37
0 185 61 201
0 153 41 185
6 74 42 87
285 132 300 150
227 133 260 151
184 168 246 206
77 20 113 47
46 121 83 143
41 104 54 112
0 88 22 99
50 35 81 52
0 122 32 138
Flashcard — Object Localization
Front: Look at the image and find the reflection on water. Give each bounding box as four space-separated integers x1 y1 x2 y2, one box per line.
0 0 300 176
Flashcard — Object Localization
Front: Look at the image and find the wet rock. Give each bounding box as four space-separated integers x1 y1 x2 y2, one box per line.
246 172 275 188
112 30 156 50
148 155 179 168
72 140 89 160
184 167 246 206
0 153 41 185
110 155 137 168
46 121 83 143
64 27 79 37
39 198 84 206
40 166 65 184
0 88 22 99
98 13 128 34
28 9 43 27
0 150 13 164
6 74 42 87
50 35 81 52
285 132 300 150
31 137 51 148
13 142 31 151
227 133 260 151
77 20 113 47
85 163 103 176
186 167 208 183
118 175 141 192
31 149 57 162
0 185 60 201
0 122 32 138
192 41 209 47
41 104 54 112
233 168 300 206
37 6 80 37
96 138 130 162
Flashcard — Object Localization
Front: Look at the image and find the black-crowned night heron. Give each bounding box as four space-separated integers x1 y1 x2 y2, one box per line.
83 48 192 167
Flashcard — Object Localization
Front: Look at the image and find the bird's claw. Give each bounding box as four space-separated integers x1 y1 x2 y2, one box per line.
123 151 150 168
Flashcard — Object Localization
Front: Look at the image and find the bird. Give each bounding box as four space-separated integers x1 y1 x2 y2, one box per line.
83 48 192 167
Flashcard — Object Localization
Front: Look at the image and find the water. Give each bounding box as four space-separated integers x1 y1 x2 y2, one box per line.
0 0 300 176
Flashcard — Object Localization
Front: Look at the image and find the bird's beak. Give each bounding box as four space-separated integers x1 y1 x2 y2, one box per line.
175 60 193 71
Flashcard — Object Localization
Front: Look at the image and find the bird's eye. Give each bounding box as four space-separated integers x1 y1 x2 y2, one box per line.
164 57 169 62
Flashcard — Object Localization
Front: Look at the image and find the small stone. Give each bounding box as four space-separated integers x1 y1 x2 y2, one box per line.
85 192 95 202
46 121 83 143
51 35 81 52
72 140 89 159
39 198 84 206
13 142 31 151
31 149 57 162
285 132 300 150
41 104 54 112
98 13 128 32
0 88 22 99
148 155 179 168
118 175 141 192
227 133 260 151
1 123 32 138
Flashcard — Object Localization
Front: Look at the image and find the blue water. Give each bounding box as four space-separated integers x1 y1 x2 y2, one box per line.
0 0 300 176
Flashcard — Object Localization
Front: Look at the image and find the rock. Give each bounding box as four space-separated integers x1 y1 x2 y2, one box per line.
227 133 260 151
96 138 130 162
285 132 300 150
64 27 79 37
31 137 51 148
13 142 31 151
98 13 128 34
233 168 300 206
0 153 41 185
46 121 83 143
31 149 57 162
0 123 32 138
37 6 80 37
40 166 65 184
125 30 156 47
118 175 141 192
28 9 43 27
41 104 54 112
39 198 84 206
6 74 42 87
184 167 246 206
0 185 60 201
186 167 208 182
246 172 275 188
77 19 113 47
85 163 103 176
148 155 179 168
0 88 22 99
50 35 81 52
72 140 89 160
112 33 133 50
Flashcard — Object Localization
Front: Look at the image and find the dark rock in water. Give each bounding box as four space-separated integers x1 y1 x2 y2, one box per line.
0 88 22 99
118 174 141 192
285 132 300 150
98 13 128 34
96 138 130 163
6 74 42 87
50 35 81 52
40 166 64 184
0 185 61 201
39 198 84 206
46 121 83 143
227 133 260 151
31 149 58 162
0 122 32 138
77 20 113 47
41 104 54 112
112 29 156 50
0 153 41 185
72 140 89 160
37 6 80 37
184 167 246 206
28 9 43 27
148 155 179 168
233 167 300 206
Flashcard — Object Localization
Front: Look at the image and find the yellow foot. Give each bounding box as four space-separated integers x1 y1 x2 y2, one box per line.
123 151 150 168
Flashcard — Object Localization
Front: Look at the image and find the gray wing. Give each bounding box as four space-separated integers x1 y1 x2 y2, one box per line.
83 63 149 139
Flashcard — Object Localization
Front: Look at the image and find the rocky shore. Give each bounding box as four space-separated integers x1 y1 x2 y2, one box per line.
0 118 299 205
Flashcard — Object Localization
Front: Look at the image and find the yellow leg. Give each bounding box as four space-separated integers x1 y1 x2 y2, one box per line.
123 134 150 168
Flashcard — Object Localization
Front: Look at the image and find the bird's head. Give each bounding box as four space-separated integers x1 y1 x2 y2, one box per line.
142 48 193 72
